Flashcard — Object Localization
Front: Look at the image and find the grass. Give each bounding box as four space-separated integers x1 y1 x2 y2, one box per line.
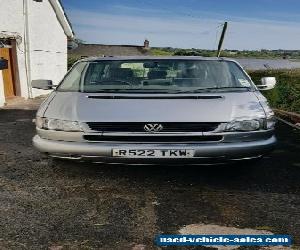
150 47 300 59
150 48 173 56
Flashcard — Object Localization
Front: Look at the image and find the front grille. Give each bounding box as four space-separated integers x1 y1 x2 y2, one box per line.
86 122 220 133
83 135 223 143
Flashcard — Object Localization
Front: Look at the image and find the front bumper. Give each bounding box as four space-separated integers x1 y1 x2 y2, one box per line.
32 134 276 164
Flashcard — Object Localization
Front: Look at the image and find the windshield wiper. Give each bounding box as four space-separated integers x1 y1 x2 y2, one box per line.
85 86 251 94
173 86 251 93
206 86 251 90
85 89 173 93
86 89 132 93
91 80 133 85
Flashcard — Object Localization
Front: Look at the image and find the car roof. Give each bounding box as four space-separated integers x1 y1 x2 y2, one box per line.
79 56 236 63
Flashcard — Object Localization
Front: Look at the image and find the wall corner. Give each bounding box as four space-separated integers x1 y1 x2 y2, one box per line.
0 71 6 107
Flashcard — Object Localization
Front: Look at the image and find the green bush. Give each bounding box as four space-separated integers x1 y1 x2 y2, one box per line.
68 56 80 69
248 70 300 113
150 48 173 56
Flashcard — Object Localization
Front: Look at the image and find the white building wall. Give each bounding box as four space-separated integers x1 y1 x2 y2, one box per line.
28 0 68 97
0 0 69 106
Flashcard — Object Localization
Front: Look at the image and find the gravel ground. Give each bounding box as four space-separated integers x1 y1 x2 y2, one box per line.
0 102 300 250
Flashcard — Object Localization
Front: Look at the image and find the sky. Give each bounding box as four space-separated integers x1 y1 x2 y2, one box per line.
61 0 300 50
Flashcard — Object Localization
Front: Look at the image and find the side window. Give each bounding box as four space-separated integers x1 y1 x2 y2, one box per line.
83 63 105 86
88 63 105 83
57 62 87 91
229 62 251 87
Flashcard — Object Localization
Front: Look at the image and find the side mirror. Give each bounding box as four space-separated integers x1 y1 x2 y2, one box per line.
31 80 54 90
257 77 276 91
0 58 8 70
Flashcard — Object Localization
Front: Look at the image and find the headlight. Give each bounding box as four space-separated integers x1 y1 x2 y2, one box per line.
265 116 276 129
225 117 276 132
225 119 262 132
36 117 82 132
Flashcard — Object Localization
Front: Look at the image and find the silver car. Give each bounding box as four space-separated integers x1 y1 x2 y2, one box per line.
32 56 277 164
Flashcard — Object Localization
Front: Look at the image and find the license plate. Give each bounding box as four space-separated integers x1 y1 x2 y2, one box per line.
112 149 195 158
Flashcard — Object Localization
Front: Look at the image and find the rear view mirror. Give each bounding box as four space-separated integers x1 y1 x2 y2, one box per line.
143 61 169 69
257 77 276 91
0 58 8 70
143 62 157 68
31 80 53 90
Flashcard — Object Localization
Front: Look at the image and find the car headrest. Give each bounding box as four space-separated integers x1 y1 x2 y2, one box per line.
148 70 167 79
110 68 134 78
178 68 203 78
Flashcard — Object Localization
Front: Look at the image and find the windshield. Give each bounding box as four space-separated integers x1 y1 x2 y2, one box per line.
57 59 254 93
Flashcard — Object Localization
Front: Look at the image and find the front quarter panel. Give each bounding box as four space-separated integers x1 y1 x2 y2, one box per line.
254 91 274 117
36 92 57 117
42 92 80 121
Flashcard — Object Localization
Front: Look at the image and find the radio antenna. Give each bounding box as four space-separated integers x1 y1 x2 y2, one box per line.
217 22 228 57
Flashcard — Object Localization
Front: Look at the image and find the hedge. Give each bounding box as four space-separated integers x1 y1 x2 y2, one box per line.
248 70 300 113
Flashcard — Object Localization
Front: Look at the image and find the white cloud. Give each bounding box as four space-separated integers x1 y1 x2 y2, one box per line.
69 9 300 49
